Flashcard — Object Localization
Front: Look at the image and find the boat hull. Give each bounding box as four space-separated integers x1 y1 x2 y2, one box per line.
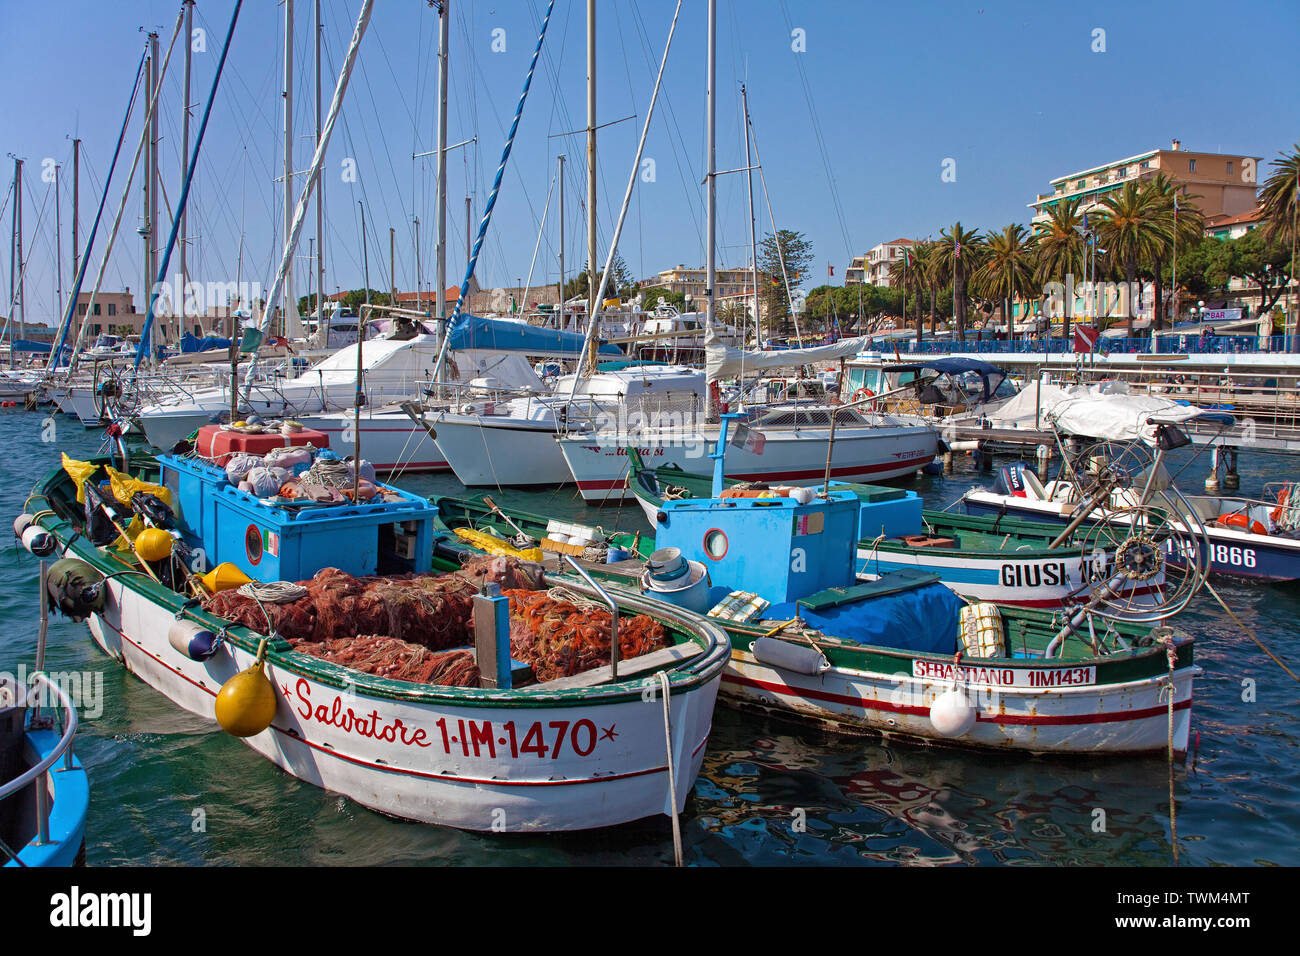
721 645 1196 755
299 408 448 474
559 425 937 503
2 729 89 868
432 496 1198 755
431 414 572 486
857 547 1163 610
963 490 1300 582
81 577 721 831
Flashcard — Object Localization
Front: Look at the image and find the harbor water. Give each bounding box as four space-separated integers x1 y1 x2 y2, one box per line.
3 408 1297 866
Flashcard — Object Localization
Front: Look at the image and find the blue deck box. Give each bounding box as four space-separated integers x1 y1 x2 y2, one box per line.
654 491 859 605
830 481 925 541
158 455 436 582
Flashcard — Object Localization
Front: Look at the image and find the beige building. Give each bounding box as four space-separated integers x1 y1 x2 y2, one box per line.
856 239 914 287
73 290 139 338
1030 140 1261 224
638 265 772 302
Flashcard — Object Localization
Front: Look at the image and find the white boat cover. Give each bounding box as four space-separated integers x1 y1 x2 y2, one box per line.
704 331 870 380
987 380 1218 444
1049 393 1210 444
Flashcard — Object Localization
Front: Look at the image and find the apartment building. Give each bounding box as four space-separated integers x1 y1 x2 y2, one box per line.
1029 139 1261 224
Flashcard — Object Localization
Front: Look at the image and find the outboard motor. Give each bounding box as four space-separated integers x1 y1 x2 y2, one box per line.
993 462 1030 498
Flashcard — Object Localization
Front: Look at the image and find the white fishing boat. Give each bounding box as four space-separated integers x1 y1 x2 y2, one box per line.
24 435 729 833
426 365 705 487
437 415 1208 756
135 329 550 453
557 403 937 503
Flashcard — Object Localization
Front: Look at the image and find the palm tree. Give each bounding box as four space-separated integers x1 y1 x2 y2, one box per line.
1140 172 1203 329
972 224 1038 340
1260 144 1299 351
935 222 983 344
1034 197 1086 340
1095 181 1170 335
888 242 926 343
1260 142 1299 247
1032 197 1085 340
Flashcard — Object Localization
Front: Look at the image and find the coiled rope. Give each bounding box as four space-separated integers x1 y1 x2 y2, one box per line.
238 581 309 604
545 586 605 613
305 457 351 488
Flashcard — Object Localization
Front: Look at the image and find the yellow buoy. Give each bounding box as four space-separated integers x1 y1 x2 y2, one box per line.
200 562 253 594
214 641 278 737
135 528 175 562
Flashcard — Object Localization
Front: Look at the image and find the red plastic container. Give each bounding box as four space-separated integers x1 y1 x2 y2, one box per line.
194 424 331 466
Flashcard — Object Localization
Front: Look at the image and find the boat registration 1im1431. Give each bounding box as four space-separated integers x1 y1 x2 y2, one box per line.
912 660 1097 688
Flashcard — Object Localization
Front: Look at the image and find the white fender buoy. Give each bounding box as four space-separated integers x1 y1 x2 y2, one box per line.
751 637 830 676
930 688 976 737
168 620 222 661
21 525 56 557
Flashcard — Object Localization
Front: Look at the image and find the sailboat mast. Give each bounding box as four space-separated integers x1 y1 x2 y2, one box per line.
585 0 596 329
283 0 296 340
705 0 716 337
55 163 62 330
181 0 193 334
12 158 22 359
314 0 325 333
435 0 449 325
742 83 758 348
414 215 422 310
149 30 160 348
71 139 80 287
141 40 153 351
557 153 565 327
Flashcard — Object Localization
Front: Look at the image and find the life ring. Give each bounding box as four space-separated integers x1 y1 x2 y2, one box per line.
1215 513 1268 536
852 387 877 410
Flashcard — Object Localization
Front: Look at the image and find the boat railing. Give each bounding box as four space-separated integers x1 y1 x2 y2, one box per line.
560 556 619 679
558 390 705 438
0 672 79 859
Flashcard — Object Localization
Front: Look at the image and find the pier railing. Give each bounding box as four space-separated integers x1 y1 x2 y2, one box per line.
888 334 1294 356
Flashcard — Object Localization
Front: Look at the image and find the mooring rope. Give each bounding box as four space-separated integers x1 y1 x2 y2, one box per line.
1156 632 1179 865
660 670 683 868
1203 579 1299 683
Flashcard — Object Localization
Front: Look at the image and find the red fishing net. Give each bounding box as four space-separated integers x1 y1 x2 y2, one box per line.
200 556 666 688
503 589 669 683
287 640 481 686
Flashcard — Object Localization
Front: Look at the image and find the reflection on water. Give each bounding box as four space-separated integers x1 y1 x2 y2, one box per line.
1 414 1297 865
688 708 1175 866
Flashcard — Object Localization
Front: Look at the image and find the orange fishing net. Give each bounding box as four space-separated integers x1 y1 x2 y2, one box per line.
287 640 481 686
200 556 666 687
503 589 668 683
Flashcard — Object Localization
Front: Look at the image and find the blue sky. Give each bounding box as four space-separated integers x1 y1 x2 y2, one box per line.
2 0 1298 326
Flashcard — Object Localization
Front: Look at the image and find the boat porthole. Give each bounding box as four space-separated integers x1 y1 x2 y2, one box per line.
703 527 728 560
245 524 263 565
